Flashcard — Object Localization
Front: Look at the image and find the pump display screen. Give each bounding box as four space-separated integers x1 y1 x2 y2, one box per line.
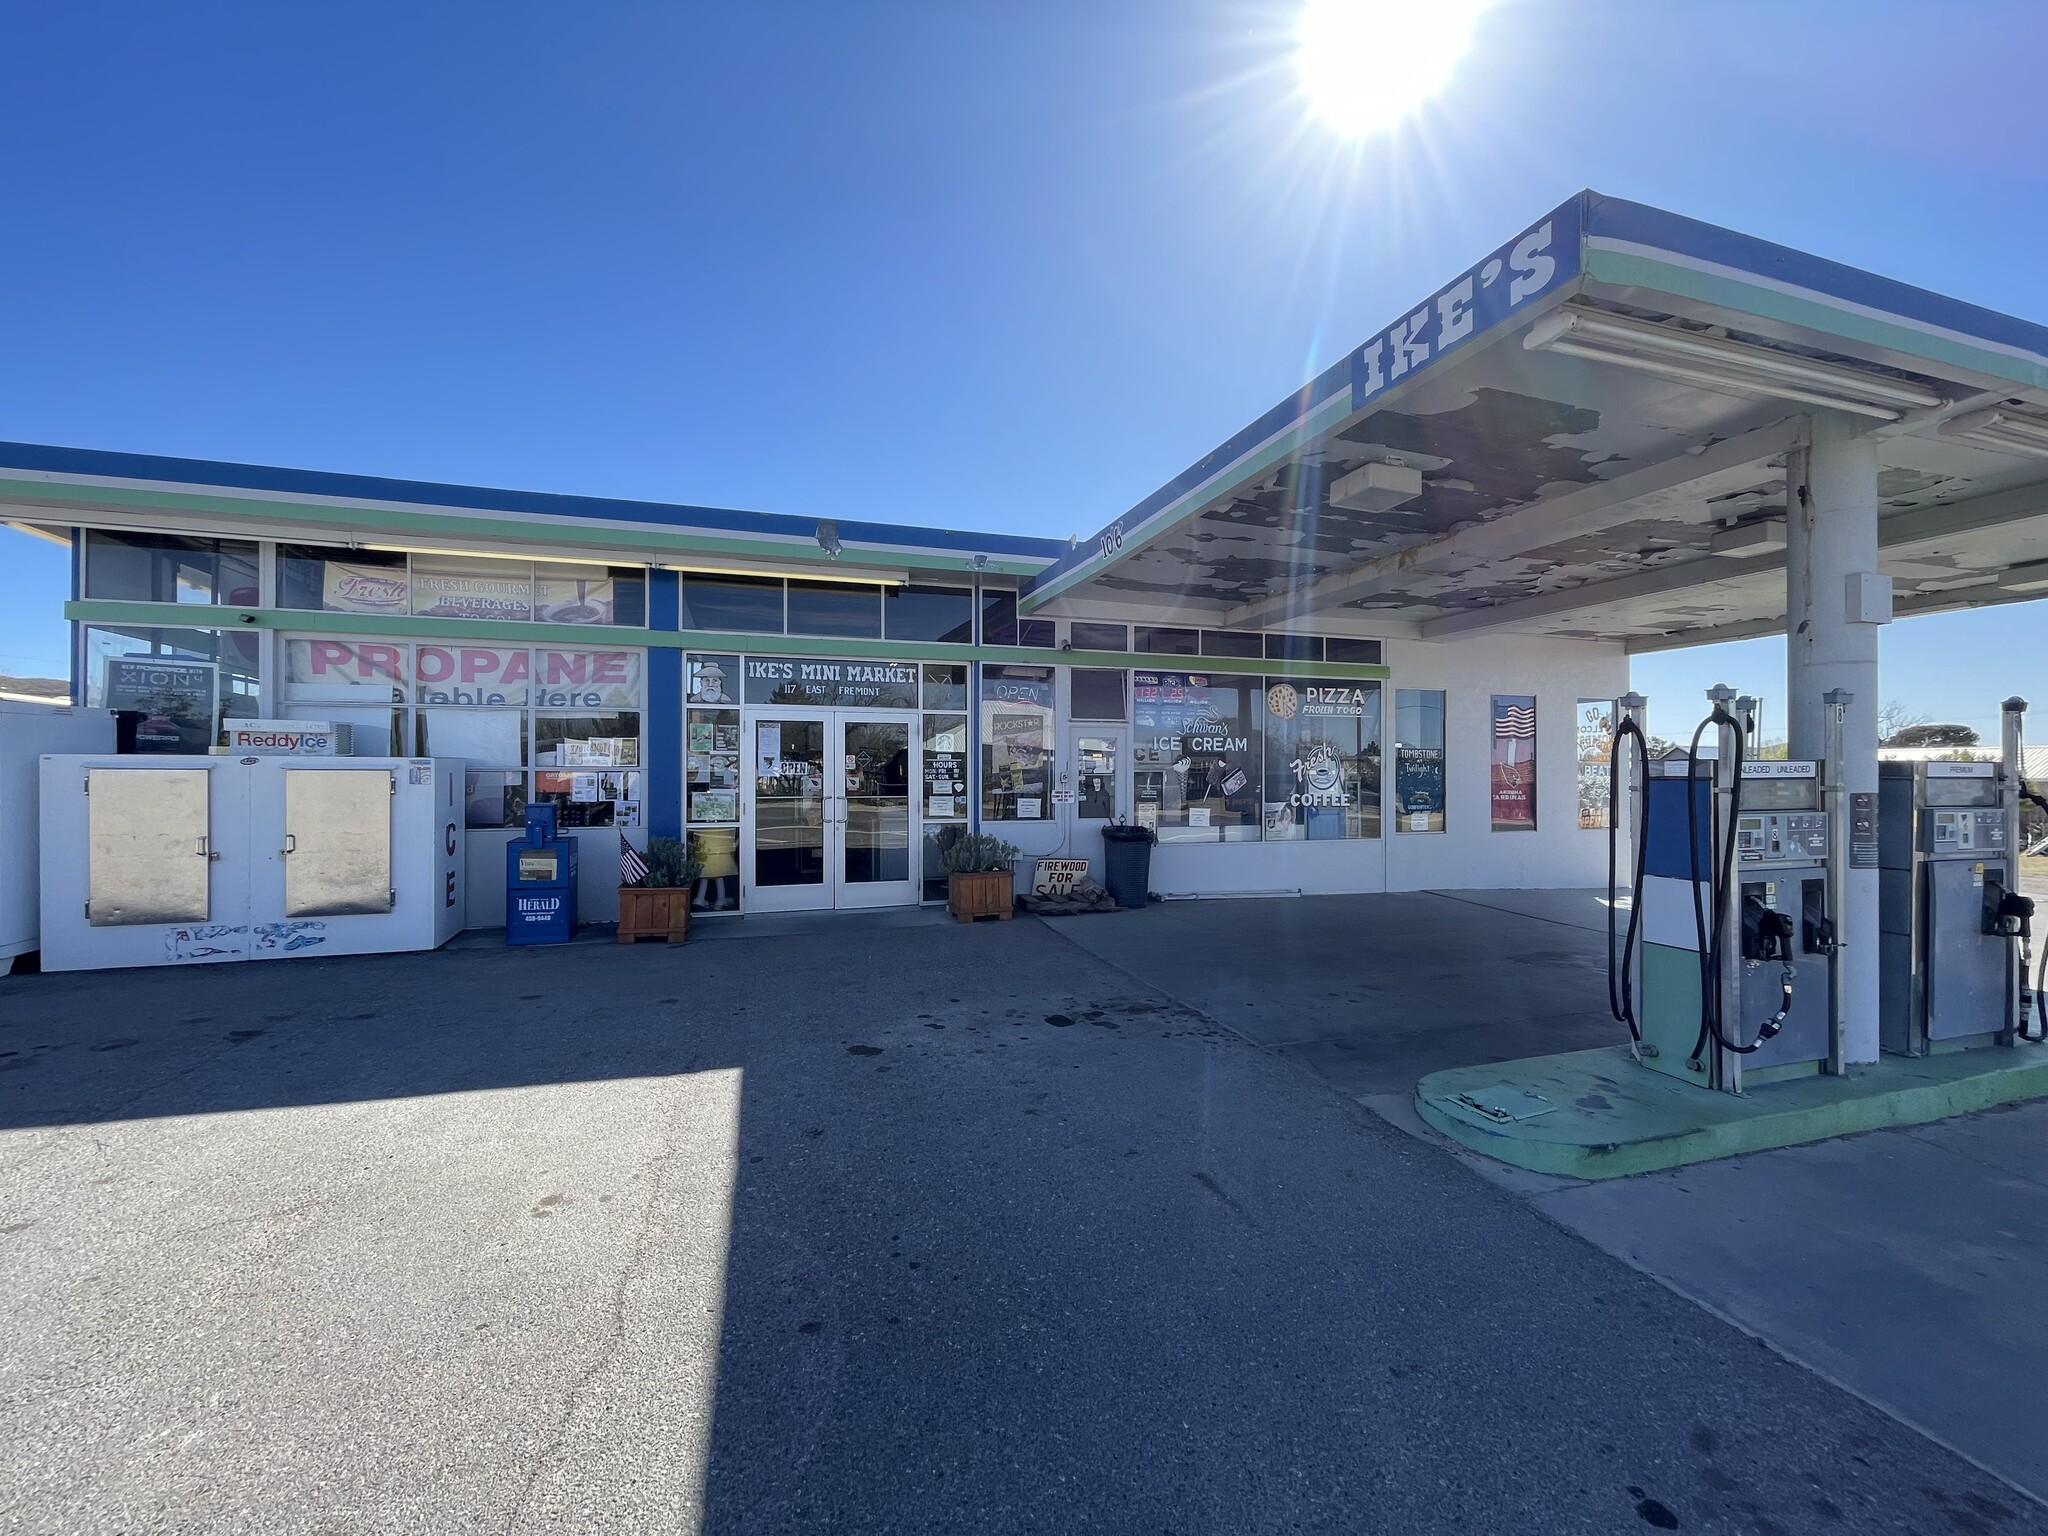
1924 777 1998 808
1740 779 1819 810
517 850 561 882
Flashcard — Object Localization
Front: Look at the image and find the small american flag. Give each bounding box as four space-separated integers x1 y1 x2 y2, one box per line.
1494 700 1536 739
620 838 649 888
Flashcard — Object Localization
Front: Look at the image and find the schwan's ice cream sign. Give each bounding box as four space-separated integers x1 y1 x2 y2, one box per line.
1025 196 1583 605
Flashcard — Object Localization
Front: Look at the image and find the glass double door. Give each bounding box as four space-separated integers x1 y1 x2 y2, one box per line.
743 710 918 912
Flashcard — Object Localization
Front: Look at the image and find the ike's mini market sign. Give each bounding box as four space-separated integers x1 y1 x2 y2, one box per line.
285 640 641 708
743 657 920 709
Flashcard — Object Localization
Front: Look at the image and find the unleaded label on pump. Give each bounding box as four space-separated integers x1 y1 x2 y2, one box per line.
1741 761 1817 778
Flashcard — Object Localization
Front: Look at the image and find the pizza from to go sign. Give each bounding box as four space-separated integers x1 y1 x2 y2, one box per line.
1032 858 1091 897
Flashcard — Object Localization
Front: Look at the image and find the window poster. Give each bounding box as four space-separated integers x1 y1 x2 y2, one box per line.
1576 699 1615 830
532 568 615 625
320 560 410 616
410 555 535 621
103 655 220 753
1491 694 1537 830
1394 688 1447 833
690 789 738 824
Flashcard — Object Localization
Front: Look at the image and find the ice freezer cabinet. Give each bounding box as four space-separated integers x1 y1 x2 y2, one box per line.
38 755 467 971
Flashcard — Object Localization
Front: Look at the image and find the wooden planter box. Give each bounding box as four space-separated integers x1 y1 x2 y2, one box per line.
947 869 1015 923
617 886 691 944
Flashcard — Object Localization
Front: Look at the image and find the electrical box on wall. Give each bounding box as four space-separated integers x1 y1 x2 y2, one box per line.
1846 571 1893 625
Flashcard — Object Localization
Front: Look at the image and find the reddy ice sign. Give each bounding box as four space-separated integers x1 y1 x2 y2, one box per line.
286 640 641 708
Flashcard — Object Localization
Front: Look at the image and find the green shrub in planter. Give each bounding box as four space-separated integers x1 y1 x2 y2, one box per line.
938 831 1020 874
639 836 702 889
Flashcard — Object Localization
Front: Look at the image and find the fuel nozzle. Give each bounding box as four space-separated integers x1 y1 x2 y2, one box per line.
1743 894 1796 962
1989 888 2035 941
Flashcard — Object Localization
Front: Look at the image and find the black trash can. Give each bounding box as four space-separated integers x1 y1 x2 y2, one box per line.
1100 823 1157 909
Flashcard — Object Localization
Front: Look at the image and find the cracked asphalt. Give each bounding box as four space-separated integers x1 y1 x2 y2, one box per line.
1 910 2037 1534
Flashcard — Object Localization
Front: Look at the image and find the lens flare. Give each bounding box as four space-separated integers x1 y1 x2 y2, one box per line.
1295 0 1493 137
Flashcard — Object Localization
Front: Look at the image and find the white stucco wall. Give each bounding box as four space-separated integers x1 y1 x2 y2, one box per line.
1382 634 1628 892
1036 631 1628 900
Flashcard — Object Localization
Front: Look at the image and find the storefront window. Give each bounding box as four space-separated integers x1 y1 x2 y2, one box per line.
84 531 258 606
1132 671 1259 843
1577 699 1615 830
687 707 741 827
278 636 644 828
787 580 882 639
277 546 642 624
687 654 739 704
886 585 974 644
84 624 259 751
1260 679 1381 840
978 590 1052 648
981 666 1053 821
920 663 967 711
1394 689 1447 833
1070 668 1127 722
1069 622 1128 652
681 574 783 633
1077 736 1118 820
1491 694 1538 831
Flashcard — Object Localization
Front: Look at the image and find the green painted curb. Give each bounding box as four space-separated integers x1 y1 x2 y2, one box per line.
1415 1042 2048 1180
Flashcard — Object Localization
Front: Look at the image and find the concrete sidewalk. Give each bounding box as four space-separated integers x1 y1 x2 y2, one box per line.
1046 890 2048 1509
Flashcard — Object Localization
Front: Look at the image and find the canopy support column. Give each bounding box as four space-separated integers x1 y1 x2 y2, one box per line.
1787 415 1887 1063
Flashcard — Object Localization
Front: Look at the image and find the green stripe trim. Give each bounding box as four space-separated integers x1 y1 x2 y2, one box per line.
65 601 1390 680
1019 388 1358 612
1585 246 2048 392
9 479 1050 578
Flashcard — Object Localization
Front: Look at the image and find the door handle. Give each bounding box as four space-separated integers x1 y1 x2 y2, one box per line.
195 836 221 862
280 833 297 857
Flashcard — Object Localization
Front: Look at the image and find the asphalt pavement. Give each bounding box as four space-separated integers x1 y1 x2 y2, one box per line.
0 909 2037 1534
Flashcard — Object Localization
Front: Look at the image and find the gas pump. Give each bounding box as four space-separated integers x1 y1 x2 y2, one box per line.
1608 685 1846 1093
1878 696 2039 1051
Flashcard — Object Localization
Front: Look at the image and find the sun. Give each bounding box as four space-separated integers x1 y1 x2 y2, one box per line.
1295 0 1493 137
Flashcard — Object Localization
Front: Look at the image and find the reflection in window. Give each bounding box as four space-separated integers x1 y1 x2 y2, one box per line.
885 585 974 643
1260 679 1381 840
681 574 783 633
84 530 259 607
1070 668 1127 722
84 623 259 752
1132 671 1259 843
787 580 882 639
1069 621 1128 652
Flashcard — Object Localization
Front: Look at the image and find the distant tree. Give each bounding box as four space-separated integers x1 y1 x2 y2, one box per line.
1753 738 1791 760
1887 723 1981 749
1878 701 1928 743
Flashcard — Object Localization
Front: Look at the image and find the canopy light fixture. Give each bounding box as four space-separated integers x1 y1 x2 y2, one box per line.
1523 306 1945 421
661 560 907 586
1937 406 2048 460
361 543 620 569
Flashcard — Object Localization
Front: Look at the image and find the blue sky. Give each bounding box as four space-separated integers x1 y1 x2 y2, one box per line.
1 0 2042 738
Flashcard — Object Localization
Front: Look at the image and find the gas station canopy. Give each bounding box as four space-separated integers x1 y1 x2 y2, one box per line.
1022 192 2048 651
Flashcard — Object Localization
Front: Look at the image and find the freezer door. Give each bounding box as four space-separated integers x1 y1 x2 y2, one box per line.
87 768 212 926
283 769 394 917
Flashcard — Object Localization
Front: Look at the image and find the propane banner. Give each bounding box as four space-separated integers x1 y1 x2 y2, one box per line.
285 640 641 708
